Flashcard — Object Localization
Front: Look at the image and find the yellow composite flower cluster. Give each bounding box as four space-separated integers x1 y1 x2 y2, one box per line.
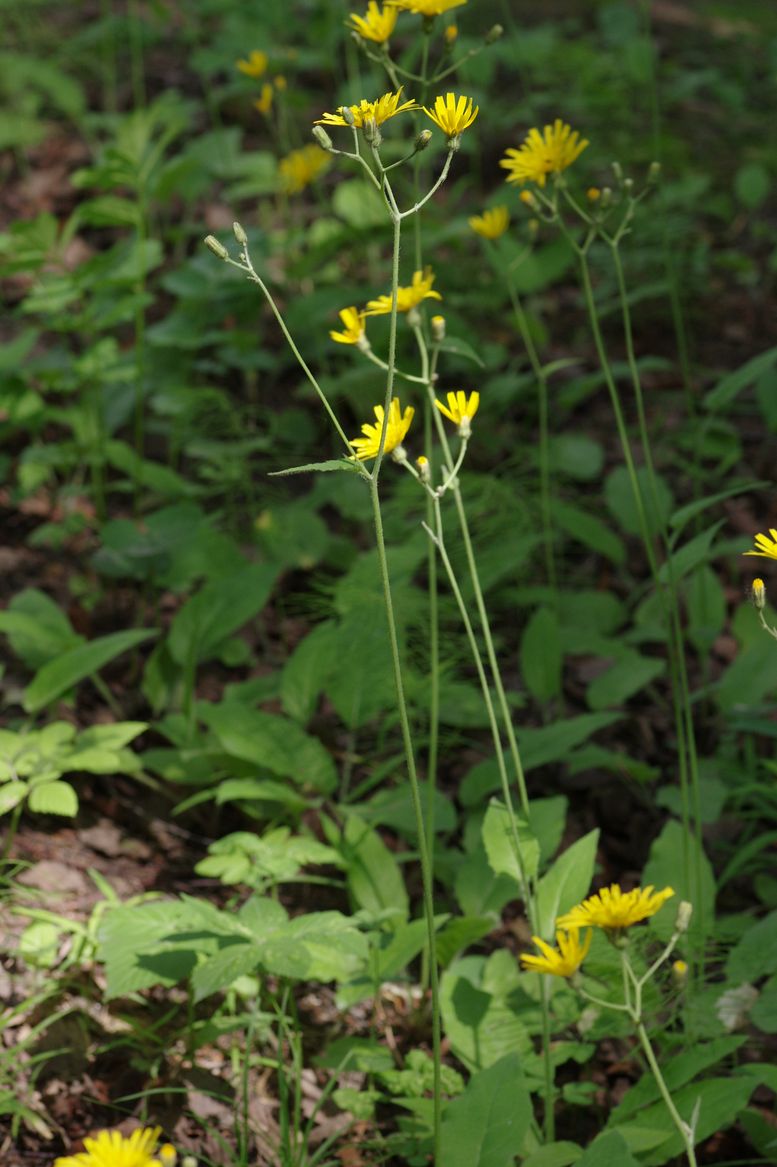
387 0 467 14
365 266 442 316
435 390 479 428
54 1127 175 1167
423 92 478 138
316 86 478 140
278 144 330 193
347 1 398 43
744 529 777 560
235 50 268 78
500 119 589 188
469 205 510 240
349 399 415 461
316 87 419 129
521 883 675 978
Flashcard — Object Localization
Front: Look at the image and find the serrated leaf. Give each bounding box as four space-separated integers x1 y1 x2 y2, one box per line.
269 459 362 477
27 780 78 817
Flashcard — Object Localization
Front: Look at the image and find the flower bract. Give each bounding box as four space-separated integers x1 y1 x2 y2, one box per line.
236 50 268 78
521 927 592 977
349 398 414 460
348 2 398 43
316 87 419 129
330 307 367 346
435 390 479 428
556 883 675 932
278 145 330 193
387 0 467 15
364 267 442 315
744 530 777 560
469 205 510 239
54 1127 165 1167
500 119 589 188
423 92 479 138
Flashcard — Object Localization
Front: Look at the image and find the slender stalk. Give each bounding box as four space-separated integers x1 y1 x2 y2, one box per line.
635 1019 697 1167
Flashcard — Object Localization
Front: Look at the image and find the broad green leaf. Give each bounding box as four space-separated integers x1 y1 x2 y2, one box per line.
482 800 540 886
190 940 260 1002
642 819 715 943
0 781 28 815
521 607 562 702
608 1036 745 1125
281 621 337 722
27 780 78 817
604 467 673 537
658 520 724 583
715 634 777 711
436 916 494 968
522 1144 582 1167
168 562 278 665
454 848 522 919
586 652 665 710
549 434 604 482
0 588 82 669
201 701 336 793
669 480 767 535
734 162 770 210
105 439 195 497
332 179 387 229
552 500 625 564
342 813 409 921
576 1131 640 1167
726 910 777 983
23 629 157 714
685 566 726 653
439 1053 531 1167
440 951 536 1072
536 830 599 939
637 1075 759 1166
100 901 202 998
704 345 777 411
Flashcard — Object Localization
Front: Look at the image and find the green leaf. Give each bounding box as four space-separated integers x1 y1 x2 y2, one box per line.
201 701 336 793
436 916 494 969
332 179 387 229
715 633 777 711
576 1131 640 1167
609 1036 745 1126
342 813 409 921
23 628 157 714
552 500 625 564
521 607 562 702
734 162 770 211
168 562 278 666
642 819 715 943
0 588 82 669
522 1144 582 1167
726 910 777 983
549 434 604 482
604 467 674 537
636 1075 758 1167
536 830 599 939
0 781 28 815
586 652 665 710
440 951 536 1072
685 566 726 653
439 1053 532 1167
659 520 725 583
668 480 767 535
439 336 486 367
482 800 540 886
704 346 777 411
190 940 260 1002
269 459 362 477
281 622 337 722
27 780 78 817
99 901 202 998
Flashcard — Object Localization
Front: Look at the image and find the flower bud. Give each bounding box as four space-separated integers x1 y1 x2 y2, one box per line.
752 578 766 610
159 1148 177 1167
444 23 458 44
485 23 504 43
204 235 229 260
312 124 334 152
586 187 601 202
182 1158 198 1167
519 190 537 209
362 116 381 146
599 187 613 207
391 443 408 465
623 177 634 195
416 455 431 482
675 901 693 934
414 129 433 153
341 105 356 127
431 315 446 341
612 161 623 185
647 161 661 186
672 959 688 987
232 221 247 246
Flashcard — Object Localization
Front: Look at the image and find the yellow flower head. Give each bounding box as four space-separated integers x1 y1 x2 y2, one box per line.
500 119 589 188
387 0 467 15
54 1127 164 1167
316 87 419 129
254 83 274 116
349 398 415 461
469 205 510 240
236 50 268 78
423 92 479 138
278 145 330 193
445 23 458 43
587 186 601 201
435 390 480 431
330 306 367 346
274 75 287 91
556 883 675 933
348 2 398 43
521 927 592 978
364 266 442 315
744 530 777 560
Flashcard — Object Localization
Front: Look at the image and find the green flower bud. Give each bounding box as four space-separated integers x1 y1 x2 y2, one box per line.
204 235 229 260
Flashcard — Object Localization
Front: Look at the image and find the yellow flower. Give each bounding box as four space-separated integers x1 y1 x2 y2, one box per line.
236 50 268 78
350 398 415 461
744 530 777 560
274 75 287 91
330 306 367 346
521 928 592 977
752 577 766 609
435 390 480 429
316 87 419 129
364 267 442 315
587 186 601 201
469 205 510 239
423 92 479 138
445 23 458 43
387 0 467 15
348 2 398 43
54 1127 164 1167
254 83 274 116
500 119 589 188
556 883 675 933
278 145 330 193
